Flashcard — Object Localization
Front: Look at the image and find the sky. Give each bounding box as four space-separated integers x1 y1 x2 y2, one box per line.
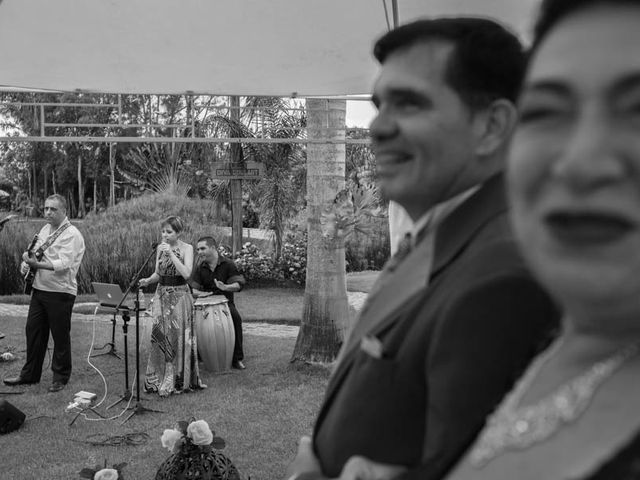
346 100 376 129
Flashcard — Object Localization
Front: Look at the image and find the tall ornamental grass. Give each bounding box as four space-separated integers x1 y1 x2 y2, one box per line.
0 218 46 294
0 192 388 295
0 193 229 295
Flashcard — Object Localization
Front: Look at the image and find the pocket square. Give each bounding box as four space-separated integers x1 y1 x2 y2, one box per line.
360 335 383 359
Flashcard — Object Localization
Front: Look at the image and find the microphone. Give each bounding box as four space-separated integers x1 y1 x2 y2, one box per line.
151 242 159 250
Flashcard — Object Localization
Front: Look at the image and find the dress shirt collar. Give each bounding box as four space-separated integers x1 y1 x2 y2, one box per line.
409 184 482 246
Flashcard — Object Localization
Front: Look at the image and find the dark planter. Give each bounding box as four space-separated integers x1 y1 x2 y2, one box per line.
155 445 240 480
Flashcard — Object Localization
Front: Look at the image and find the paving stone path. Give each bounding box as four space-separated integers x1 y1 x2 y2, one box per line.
0 292 369 339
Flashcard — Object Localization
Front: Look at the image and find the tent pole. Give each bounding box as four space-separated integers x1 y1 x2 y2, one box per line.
392 0 399 27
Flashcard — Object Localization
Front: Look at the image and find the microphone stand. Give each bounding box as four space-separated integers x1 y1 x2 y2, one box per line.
106 244 154 411
120 244 164 424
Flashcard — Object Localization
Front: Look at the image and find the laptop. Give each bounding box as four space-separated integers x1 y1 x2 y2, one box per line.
92 282 137 310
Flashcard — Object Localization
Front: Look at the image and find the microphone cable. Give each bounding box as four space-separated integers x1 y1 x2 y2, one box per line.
68 306 137 423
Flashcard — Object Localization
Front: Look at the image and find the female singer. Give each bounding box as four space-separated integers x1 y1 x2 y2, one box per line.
139 216 204 397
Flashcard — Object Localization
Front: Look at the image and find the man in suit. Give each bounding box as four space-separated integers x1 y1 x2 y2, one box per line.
285 18 559 480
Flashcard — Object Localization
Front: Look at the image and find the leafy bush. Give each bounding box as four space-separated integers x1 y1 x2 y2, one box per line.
220 225 389 287
345 217 390 272
276 231 307 285
0 193 386 295
219 230 307 287
2 193 238 294
0 219 40 294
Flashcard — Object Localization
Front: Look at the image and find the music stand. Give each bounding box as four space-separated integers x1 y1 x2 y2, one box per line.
105 306 133 410
91 311 122 359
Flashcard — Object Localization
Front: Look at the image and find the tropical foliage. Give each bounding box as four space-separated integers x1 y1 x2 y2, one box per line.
0 193 388 295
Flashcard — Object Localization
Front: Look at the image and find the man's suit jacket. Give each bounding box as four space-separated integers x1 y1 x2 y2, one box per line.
312 174 559 479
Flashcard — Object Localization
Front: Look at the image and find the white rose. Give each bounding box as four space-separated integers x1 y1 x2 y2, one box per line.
94 468 118 480
186 420 213 446
161 428 183 452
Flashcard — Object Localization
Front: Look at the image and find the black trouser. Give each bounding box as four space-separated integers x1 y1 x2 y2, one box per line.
20 288 75 383
228 302 244 362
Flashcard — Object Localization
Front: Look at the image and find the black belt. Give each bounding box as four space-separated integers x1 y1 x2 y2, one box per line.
159 275 187 286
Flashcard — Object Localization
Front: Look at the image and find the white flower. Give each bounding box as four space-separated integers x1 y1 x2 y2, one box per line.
187 420 213 445
94 468 118 480
161 429 183 453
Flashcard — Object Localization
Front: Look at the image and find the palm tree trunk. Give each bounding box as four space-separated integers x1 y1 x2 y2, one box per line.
43 167 48 200
109 143 116 207
230 96 244 255
93 177 97 213
77 150 86 217
291 98 349 363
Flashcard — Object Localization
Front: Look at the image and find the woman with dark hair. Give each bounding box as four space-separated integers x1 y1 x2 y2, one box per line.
443 1 640 479
139 216 204 397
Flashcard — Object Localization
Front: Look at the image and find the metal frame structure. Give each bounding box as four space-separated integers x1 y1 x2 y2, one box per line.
0 93 371 145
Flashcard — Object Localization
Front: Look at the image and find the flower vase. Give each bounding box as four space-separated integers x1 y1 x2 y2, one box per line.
155 444 240 480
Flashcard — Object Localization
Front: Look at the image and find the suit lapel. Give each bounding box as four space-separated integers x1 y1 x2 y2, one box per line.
341 175 506 358
316 174 510 435
430 174 508 279
341 236 433 357
318 287 430 427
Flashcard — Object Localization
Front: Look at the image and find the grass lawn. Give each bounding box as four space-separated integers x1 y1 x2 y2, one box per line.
0 312 330 480
0 271 379 322
0 275 380 479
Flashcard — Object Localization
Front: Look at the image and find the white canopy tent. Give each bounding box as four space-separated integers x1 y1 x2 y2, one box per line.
0 0 542 254
0 0 540 96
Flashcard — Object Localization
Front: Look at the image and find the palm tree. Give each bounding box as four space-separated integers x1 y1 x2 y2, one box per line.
120 143 193 196
243 98 306 259
204 96 307 259
291 98 349 363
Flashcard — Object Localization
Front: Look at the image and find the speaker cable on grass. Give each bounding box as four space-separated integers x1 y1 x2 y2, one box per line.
71 431 151 447
86 304 110 408
67 307 136 423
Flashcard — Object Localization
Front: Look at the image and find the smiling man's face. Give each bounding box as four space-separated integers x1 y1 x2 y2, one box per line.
370 40 479 220
197 241 218 264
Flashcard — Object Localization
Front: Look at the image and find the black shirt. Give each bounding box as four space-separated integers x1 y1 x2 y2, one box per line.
191 257 245 305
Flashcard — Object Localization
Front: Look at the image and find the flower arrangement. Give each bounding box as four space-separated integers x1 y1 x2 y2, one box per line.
156 418 240 480
79 461 126 480
161 419 225 454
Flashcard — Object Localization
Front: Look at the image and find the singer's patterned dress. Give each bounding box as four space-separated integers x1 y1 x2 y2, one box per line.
144 246 204 397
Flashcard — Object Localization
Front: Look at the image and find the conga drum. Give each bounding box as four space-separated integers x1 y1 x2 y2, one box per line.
193 296 235 373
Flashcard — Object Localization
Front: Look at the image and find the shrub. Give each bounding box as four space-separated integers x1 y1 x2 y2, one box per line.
344 217 390 272
2 193 239 294
219 230 307 287
0 193 386 295
275 231 307 285
0 219 41 294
